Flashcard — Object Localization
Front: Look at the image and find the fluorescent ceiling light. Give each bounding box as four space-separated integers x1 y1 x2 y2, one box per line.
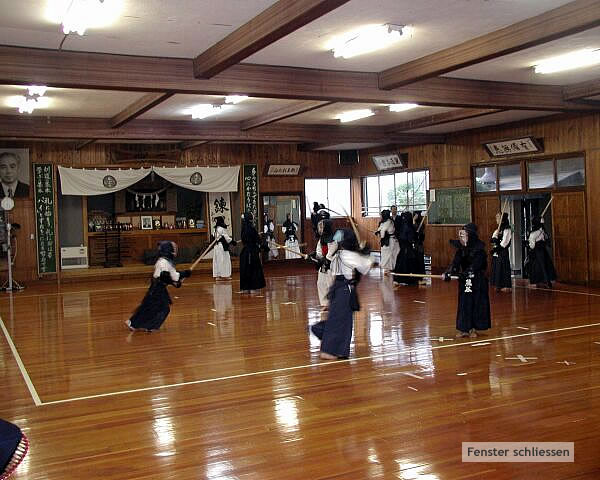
389 103 419 112
336 109 374 123
184 104 231 120
6 96 51 114
27 85 48 97
328 24 410 59
45 0 123 35
533 48 600 74
225 95 249 104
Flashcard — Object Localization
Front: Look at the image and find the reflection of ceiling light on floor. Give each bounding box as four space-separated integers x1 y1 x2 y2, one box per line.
328 24 411 59
184 104 231 120
7 96 51 114
27 85 48 97
389 103 419 112
336 109 375 123
45 0 123 35
224 95 248 104
534 48 600 74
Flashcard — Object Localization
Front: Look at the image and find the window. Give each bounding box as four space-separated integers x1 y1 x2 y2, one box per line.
474 166 497 192
498 163 522 191
362 170 429 216
557 156 585 187
528 160 554 189
305 178 351 217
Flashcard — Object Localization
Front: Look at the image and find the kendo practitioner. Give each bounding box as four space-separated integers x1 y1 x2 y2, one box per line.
490 212 512 292
262 213 278 260
212 216 236 280
310 218 337 310
310 202 322 236
526 216 556 289
282 213 301 259
311 229 373 360
127 241 191 332
392 211 418 285
444 223 491 338
374 209 399 271
413 210 427 284
240 211 266 293
0 419 28 479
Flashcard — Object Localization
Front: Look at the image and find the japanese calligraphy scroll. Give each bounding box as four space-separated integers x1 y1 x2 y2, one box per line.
34 164 57 274
242 164 259 226
208 192 232 237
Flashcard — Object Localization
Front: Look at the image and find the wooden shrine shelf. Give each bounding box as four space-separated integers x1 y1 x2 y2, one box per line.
88 228 207 236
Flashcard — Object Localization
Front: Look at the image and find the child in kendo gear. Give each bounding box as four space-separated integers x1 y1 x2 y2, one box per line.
526 216 556 289
490 212 512 292
127 241 191 332
212 216 236 280
374 209 399 272
282 213 301 259
444 223 491 338
311 229 373 360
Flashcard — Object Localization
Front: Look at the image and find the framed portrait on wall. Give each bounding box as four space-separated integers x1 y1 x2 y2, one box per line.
0 148 30 198
141 216 153 230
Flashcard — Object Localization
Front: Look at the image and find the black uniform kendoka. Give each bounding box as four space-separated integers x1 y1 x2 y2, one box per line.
128 241 191 332
526 216 556 288
490 212 513 291
240 211 266 292
444 223 491 338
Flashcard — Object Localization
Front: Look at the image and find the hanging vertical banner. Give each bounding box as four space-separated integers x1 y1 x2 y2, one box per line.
243 164 259 226
34 164 57 274
208 192 233 237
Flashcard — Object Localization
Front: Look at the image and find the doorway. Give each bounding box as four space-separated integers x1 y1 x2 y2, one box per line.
501 193 552 278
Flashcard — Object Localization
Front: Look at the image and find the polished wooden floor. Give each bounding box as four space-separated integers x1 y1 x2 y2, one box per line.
2 263 600 480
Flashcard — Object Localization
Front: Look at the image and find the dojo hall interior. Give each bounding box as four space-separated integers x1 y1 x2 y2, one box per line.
1 1 600 479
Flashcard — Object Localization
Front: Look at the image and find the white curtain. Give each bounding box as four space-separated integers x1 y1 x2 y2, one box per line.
58 166 151 195
153 166 239 192
59 166 240 195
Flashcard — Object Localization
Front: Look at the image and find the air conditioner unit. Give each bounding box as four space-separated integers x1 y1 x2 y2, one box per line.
60 246 89 270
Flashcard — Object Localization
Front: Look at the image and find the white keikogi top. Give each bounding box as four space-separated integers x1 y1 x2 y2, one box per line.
492 228 512 248
215 225 232 243
153 258 180 281
528 228 547 250
329 250 373 280
376 218 395 238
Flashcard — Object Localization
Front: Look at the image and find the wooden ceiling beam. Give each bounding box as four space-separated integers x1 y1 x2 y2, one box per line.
385 108 505 133
111 92 173 128
0 46 593 112
179 140 210 150
193 0 350 78
563 77 600 100
379 0 600 89
0 115 445 145
74 139 96 150
298 142 349 152
241 101 333 130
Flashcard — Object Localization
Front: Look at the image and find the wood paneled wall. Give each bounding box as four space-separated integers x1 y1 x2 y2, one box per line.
4 111 600 283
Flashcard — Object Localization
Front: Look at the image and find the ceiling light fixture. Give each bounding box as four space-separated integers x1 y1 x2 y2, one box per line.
27 86 48 97
533 48 600 74
46 0 123 36
336 109 375 123
329 24 410 59
224 95 249 104
185 104 231 120
7 96 51 114
389 103 419 112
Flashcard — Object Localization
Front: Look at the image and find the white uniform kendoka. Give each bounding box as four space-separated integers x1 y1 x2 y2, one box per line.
376 218 399 271
212 226 233 278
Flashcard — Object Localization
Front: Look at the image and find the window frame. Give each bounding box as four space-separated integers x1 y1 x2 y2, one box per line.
361 168 430 217
472 152 585 196
304 177 352 218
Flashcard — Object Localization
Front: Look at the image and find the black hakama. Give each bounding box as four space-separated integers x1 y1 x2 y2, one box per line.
130 276 175 331
392 240 418 285
490 247 512 289
240 222 266 291
447 239 491 333
526 240 557 286
414 230 426 275
311 276 355 359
